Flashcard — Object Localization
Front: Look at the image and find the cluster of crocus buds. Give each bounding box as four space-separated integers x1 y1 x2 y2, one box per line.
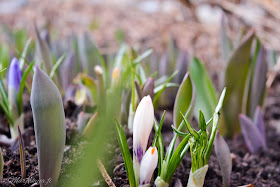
133 95 158 186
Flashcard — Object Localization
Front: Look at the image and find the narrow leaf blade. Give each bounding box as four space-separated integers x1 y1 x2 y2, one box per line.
115 121 136 187
253 106 266 144
18 125 26 179
247 45 267 118
17 62 35 115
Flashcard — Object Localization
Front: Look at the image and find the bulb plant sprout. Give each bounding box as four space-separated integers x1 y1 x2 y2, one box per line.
0 57 34 139
170 88 226 187
31 66 66 186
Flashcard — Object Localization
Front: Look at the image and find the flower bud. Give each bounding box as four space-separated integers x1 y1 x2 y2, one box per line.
139 147 158 186
8 57 21 112
133 95 154 179
143 78 154 100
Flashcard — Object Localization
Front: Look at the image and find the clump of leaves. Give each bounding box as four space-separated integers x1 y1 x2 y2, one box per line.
191 27 267 138
175 88 226 186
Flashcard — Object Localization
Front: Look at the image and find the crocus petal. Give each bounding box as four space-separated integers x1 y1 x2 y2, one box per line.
8 57 21 91
133 95 154 164
139 147 158 186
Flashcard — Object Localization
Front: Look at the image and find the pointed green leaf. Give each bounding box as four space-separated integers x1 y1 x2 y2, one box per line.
35 25 53 75
190 57 217 122
199 110 206 131
171 125 188 137
247 43 267 118
115 120 136 187
173 72 195 128
222 31 255 137
219 14 233 61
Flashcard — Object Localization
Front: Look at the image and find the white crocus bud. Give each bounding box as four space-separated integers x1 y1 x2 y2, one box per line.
139 147 158 186
133 95 154 181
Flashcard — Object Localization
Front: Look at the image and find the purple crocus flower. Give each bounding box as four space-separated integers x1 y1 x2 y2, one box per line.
8 57 22 92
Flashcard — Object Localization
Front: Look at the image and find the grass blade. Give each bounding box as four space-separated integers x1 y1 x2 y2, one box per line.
17 62 35 115
19 38 32 70
115 120 136 187
18 125 26 179
0 75 9 110
165 134 190 183
153 71 178 106
50 54 66 79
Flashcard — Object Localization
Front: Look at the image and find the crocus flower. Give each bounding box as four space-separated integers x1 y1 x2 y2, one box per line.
133 95 154 180
8 58 21 114
139 146 158 186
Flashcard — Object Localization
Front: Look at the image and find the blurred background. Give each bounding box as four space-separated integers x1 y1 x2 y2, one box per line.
1 0 280 67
